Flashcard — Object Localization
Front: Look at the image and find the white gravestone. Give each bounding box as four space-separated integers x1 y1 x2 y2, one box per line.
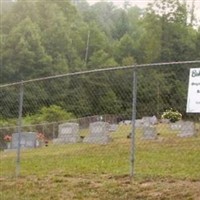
53 123 80 144
83 122 111 144
11 132 37 149
178 121 196 137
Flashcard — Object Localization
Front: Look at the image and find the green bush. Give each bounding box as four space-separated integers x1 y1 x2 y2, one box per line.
24 105 75 124
161 108 182 123
0 117 17 127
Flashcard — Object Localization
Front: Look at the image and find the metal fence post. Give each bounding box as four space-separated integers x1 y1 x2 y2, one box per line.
130 67 137 179
53 123 56 139
16 81 24 177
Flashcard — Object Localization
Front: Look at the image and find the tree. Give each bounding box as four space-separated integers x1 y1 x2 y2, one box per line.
99 90 121 114
112 9 129 39
114 33 137 64
139 11 162 63
79 2 117 39
2 17 52 82
88 50 117 69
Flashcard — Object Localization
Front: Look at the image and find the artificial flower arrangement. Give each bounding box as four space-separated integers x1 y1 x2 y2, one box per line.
4 135 12 143
161 108 182 123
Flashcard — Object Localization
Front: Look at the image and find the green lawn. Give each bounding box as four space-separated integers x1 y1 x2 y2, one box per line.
0 124 200 199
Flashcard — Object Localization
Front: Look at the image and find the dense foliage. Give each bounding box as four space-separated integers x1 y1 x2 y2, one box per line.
1 0 200 122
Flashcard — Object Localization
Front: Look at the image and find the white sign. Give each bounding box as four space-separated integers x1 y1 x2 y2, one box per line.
186 68 200 113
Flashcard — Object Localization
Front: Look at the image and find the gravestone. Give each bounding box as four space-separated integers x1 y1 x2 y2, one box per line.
83 122 111 144
150 115 158 125
161 118 170 124
142 117 151 126
170 120 183 131
53 123 80 144
109 124 118 132
11 132 37 149
142 126 157 140
124 120 132 125
142 117 157 140
142 116 158 126
135 119 143 128
178 121 196 137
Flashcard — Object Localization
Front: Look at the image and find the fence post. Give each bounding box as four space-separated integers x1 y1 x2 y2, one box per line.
53 123 56 139
16 81 24 177
130 67 137 179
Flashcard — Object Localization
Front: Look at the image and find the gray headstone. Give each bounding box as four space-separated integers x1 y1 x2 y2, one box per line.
178 121 196 137
142 126 157 140
83 122 111 144
142 117 157 139
150 115 158 125
142 117 151 126
109 124 118 132
161 118 170 124
142 116 158 125
53 123 80 144
124 120 132 125
11 132 37 149
170 120 183 131
135 119 143 128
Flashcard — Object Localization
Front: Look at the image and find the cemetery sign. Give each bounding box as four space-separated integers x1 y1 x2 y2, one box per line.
186 68 200 113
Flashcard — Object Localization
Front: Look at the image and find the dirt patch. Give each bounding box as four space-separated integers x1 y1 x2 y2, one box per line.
136 179 200 200
1 174 200 200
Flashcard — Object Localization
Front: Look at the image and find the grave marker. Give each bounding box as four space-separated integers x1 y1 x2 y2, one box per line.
142 117 157 140
178 121 196 137
11 132 37 149
170 120 183 131
83 122 111 144
53 123 80 144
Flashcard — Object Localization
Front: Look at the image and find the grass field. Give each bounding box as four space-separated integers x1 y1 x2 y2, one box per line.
0 124 200 199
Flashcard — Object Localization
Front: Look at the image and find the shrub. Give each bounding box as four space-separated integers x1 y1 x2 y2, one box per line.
161 108 182 123
39 105 74 122
24 105 75 124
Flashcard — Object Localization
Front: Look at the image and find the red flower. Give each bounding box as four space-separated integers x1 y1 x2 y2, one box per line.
4 135 12 142
37 133 45 141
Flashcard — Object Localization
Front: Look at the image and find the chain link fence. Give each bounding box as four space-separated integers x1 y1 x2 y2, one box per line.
0 61 200 179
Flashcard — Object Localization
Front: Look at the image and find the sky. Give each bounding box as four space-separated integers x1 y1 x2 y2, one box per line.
86 0 153 8
86 0 200 25
87 0 200 8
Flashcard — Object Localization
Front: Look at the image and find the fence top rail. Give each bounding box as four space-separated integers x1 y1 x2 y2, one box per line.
0 114 118 130
1 60 200 88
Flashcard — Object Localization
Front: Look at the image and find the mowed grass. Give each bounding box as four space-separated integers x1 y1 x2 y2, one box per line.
1 124 200 199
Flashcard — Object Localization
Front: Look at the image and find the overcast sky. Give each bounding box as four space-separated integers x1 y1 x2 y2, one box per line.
86 0 200 24
87 0 200 9
86 0 153 8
